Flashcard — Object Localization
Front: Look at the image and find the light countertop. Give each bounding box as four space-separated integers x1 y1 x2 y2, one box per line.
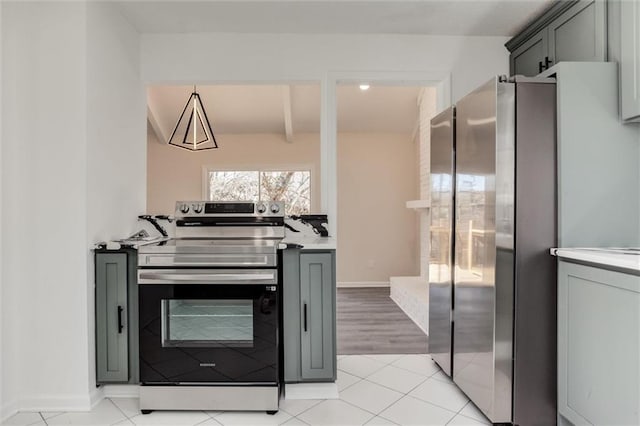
281 235 336 250
551 248 640 274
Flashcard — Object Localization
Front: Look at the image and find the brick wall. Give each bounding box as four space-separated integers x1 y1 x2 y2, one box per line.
418 88 437 277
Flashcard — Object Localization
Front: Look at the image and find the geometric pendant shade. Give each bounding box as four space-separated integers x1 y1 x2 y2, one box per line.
168 87 218 151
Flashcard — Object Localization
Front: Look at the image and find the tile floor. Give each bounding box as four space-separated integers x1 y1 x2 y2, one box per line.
2 354 490 426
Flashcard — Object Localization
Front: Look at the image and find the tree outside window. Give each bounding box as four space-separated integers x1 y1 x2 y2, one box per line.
209 170 311 215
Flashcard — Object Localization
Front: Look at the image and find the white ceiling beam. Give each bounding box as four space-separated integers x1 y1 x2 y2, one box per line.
147 103 168 144
282 85 294 143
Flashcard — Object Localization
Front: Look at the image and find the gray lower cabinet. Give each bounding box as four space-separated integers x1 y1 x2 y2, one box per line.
95 249 139 384
620 0 640 121
283 249 336 383
557 261 639 425
507 0 607 76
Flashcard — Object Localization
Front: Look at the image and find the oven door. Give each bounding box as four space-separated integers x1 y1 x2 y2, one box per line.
138 269 279 385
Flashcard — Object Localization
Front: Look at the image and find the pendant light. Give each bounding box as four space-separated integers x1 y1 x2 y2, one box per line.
168 86 218 151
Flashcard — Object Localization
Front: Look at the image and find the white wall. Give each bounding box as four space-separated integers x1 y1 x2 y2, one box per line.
147 131 321 214
337 133 418 284
2 1 90 416
86 0 146 395
1 1 145 419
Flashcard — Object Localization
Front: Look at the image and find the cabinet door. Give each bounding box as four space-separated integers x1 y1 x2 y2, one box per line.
548 0 606 65
510 30 547 76
96 253 129 383
282 249 302 382
299 253 335 381
558 262 639 425
621 0 640 121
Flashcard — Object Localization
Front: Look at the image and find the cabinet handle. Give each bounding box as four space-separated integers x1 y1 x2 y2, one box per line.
117 306 124 334
544 56 553 69
538 61 544 73
303 303 308 332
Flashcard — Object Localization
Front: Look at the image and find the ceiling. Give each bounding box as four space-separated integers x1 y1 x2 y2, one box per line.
147 84 423 140
141 0 555 140
117 0 554 37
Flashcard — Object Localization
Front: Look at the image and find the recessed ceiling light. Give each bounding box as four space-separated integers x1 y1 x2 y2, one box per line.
359 83 370 91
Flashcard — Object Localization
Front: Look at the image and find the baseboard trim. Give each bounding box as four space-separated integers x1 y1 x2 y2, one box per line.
15 393 94 413
90 387 104 408
285 383 338 400
337 281 390 288
1 389 105 421
389 293 429 335
102 384 140 398
1 399 19 423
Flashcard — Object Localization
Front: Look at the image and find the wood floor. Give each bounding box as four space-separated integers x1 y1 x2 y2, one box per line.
336 287 428 355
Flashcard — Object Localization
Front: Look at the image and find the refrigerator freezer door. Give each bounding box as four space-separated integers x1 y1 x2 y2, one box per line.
428 106 455 377
453 78 515 423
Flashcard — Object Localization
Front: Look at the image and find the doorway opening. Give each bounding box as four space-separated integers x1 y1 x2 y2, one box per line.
334 83 438 355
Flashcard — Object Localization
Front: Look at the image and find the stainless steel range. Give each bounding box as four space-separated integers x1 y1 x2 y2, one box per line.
137 201 285 414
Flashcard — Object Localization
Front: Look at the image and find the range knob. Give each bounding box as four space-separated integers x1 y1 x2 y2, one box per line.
256 203 267 214
180 203 190 214
193 204 203 214
270 203 280 214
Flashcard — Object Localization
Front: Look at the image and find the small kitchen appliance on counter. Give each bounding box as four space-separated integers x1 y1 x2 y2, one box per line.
137 201 285 414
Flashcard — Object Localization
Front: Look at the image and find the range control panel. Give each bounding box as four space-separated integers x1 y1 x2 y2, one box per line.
175 201 285 217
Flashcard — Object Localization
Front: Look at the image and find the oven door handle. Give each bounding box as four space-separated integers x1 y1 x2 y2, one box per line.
138 270 277 284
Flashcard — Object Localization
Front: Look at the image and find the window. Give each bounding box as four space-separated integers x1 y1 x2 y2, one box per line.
162 299 253 348
208 170 311 215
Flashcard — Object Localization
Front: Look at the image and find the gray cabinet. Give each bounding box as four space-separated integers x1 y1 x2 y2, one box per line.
548 0 606 64
283 249 336 383
620 0 640 121
95 249 139 384
557 261 639 425
511 30 548 77
507 0 607 76
553 62 640 247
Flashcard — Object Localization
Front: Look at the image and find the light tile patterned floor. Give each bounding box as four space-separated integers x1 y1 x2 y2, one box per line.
2 355 490 426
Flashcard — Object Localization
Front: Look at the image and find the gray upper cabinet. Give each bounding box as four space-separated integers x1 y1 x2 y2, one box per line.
95 252 129 383
620 0 640 121
548 0 607 64
507 0 607 76
511 30 548 77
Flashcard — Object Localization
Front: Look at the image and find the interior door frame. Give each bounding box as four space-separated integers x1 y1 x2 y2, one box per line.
323 70 452 239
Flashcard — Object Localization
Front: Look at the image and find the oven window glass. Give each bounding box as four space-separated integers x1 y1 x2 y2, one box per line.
161 299 253 347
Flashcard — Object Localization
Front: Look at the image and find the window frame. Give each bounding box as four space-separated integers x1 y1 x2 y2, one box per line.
202 164 314 214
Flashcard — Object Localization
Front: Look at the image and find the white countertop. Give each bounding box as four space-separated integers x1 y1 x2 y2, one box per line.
281 235 336 250
551 248 640 273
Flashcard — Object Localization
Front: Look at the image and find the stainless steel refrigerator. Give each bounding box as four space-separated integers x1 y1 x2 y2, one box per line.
428 76 557 425
427 106 455 377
